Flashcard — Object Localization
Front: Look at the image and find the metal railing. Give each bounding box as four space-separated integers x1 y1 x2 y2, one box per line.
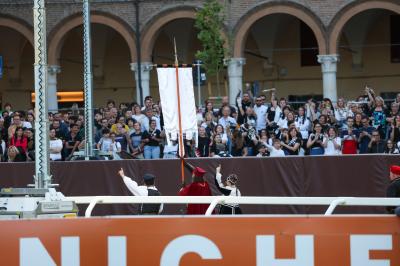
64 196 400 217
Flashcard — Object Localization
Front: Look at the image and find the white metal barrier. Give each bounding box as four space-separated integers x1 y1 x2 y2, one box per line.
64 196 400 217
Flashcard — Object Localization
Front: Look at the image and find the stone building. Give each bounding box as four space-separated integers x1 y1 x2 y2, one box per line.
0 0 399 110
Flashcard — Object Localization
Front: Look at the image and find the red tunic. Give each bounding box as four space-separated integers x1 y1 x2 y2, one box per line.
178 181 212 215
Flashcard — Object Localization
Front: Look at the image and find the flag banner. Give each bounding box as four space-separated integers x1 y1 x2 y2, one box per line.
157 68 198 152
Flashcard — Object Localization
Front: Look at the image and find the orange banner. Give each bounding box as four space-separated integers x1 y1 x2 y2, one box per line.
0 216 399 266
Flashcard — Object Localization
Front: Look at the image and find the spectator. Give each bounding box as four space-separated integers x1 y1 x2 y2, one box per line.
0 135 6 161
110 132 122 158
265 138 285 157
197 127 211 157
335 98 349 129
295 106 311 142
385 140 399 154
97 128 113 153
256 143 269 157
25 128 35 161
210 134 229 157
49 128 63 161
10 126 28 154
114 122 132 152
341 117 359 155
64 123 82 160
307 123 324 155
142 119 161 159
323 126 341 155
6 145 26 162
358 116 374 154
368 129 386 153
7 114 23 139
203 101 218 118
95 118 109 143
390 114 400 144
218 106 237 129
129 122 144 159
218 96 236 117
281 127 301 155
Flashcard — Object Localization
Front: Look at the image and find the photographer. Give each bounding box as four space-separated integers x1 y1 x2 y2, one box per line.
368 129 385 153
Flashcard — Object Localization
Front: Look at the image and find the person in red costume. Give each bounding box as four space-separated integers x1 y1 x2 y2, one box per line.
178 159 213 215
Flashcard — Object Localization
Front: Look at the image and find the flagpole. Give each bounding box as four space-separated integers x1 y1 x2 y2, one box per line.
173 38 185 183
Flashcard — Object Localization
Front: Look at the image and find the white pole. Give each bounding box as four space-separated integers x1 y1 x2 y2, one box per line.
83 0 94 158
33 0 51 188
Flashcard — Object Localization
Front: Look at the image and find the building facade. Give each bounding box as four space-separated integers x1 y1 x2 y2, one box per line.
0 0 399 110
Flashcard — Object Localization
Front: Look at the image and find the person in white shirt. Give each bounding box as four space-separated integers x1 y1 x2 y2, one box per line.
215 164 242 214
97 128 113 152
218 106 237 128
118 168 163 214
49 128 63 161
323 126 342 155
265 138 285 157
253 97 268 131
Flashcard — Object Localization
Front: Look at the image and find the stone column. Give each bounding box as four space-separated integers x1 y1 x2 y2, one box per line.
131 62 153 105
226 58 246 106
317 54 339 103
47 65 61 112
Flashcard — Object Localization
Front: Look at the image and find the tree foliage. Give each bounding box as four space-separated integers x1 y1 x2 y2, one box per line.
195 0 226 77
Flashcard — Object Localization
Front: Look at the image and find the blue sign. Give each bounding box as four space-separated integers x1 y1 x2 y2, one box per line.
0 56 3 79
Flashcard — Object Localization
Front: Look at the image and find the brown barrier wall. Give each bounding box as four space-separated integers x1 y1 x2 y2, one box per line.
0 155 399 215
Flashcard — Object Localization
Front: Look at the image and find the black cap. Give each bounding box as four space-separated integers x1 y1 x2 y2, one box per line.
143 174 156 181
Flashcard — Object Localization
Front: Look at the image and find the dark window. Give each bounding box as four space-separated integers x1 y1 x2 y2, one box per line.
300 21 319 66
390 15 400 63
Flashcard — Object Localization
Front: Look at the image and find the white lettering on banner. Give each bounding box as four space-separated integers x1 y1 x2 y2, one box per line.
256 235 314 266
20 237 80 266
160 235 223 266
350 235 392 266
108 236 127 266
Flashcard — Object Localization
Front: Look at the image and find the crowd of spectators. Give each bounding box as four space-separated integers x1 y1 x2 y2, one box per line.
0 87 399 162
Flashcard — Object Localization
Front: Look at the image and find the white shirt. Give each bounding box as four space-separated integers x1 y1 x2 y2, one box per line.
132 114 147 131
274 106 282 123
324 137 342 155
253 104 268 131
277 117 288 129
23 121 32 129
265 144 285 157
215 172 241 207
218 116 237 128
122 175 163 213
49 139 63 161
295 116 310 139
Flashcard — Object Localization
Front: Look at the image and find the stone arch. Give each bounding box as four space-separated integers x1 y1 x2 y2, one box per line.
48 12 136 65
329 0 400 54
233 2 327 57
141 7 229 62
0 15 33 46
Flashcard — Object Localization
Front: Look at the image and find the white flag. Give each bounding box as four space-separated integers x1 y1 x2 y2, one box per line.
157 68 198 156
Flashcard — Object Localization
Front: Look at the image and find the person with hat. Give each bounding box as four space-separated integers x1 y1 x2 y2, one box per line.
215 164 242 215
386 165 400 214
178 159 212 215
118 168 162 215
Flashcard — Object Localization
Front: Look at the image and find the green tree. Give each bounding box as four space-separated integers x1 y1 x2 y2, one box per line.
195 0 226 95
